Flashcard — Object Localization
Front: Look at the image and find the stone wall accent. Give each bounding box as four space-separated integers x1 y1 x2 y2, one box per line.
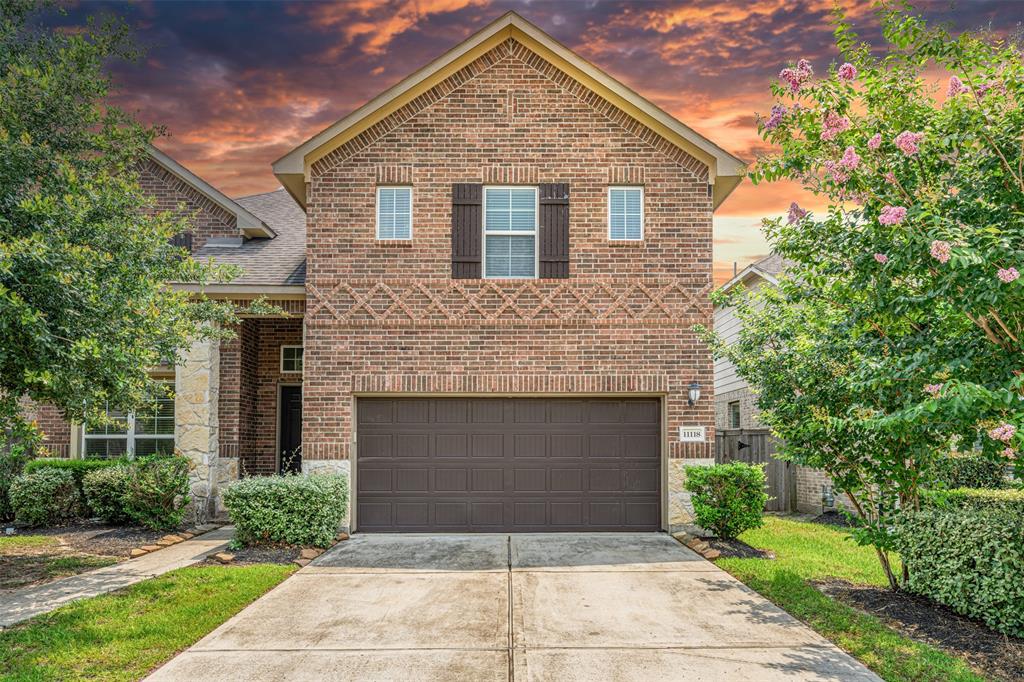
304 40 716 466
176 336 221 523
668 458 714 532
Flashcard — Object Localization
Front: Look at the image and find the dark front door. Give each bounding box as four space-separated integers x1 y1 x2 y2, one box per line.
279 385 302 474
355 397 661 532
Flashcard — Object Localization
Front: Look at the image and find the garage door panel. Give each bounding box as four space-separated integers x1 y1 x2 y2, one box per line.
470 433 504 458
356 398 660 532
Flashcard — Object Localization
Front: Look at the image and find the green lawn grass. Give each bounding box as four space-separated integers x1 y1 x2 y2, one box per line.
719 516 983 682
0 564 294 682
0 536 56 550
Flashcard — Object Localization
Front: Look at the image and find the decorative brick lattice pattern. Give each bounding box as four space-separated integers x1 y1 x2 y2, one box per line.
307 277 710 327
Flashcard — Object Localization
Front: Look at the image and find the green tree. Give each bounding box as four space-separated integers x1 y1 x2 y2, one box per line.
703 3 1022 588
0 0 238 448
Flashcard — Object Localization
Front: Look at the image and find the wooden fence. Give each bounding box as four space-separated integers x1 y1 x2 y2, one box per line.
715 428 795 512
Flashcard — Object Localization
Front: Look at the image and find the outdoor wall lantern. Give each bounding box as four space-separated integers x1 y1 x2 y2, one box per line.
687 382 701 406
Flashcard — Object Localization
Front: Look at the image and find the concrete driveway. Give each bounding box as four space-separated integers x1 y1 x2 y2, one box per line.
148 534 879 681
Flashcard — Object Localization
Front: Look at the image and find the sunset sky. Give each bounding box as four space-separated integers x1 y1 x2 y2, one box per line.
60 0 1021 283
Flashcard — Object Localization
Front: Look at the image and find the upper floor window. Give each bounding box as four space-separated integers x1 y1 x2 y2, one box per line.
281 346 303 373
84 381 175 458
608 186 643 241
483 186 537 279
376 187 412 240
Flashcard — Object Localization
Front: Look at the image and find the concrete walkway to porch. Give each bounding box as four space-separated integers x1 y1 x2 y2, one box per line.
0 526 234 629
148 532 880 681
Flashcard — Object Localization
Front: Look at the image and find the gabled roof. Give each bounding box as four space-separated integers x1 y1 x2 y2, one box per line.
148 145 275 239
273 11 745 209
717 253 789 297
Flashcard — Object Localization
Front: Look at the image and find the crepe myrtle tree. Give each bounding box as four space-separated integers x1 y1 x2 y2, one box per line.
0 1 246 449
701 4 1023 589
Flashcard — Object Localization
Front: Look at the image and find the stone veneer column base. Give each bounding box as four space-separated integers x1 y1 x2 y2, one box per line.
668 458 714 534
301 459 351 532
176 336 220 525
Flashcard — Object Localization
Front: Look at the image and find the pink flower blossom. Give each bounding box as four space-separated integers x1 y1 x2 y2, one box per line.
988 423 1017 443
837 62 857 81
946 76 968 98
764 104 787 130
821 112 851 141
823 160 849 184
878 206 907 226
1002 447 1015 458
867 133 882 150
779 60 814 93
884 171 897 184
930 240 951 263
874 253 889 264
895 131 925 156
998 267 1020 283
787 202 808 224
976 80 1005 98
923 383 943 397
840 146 861 170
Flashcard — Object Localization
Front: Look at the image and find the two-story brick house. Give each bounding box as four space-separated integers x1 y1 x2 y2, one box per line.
35 13 744 531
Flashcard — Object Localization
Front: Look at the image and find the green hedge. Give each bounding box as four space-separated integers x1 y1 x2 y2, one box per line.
223 474 349 548
932 454 1008 489
894 488 1024 637
82 465 133 525
683 462 768 539
121 456 190 531
24 458 122 514
9 468 80 526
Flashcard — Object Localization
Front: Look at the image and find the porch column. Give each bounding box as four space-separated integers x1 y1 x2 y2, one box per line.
176 335 220 524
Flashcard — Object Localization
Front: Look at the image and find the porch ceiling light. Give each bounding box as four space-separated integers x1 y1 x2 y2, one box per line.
687 382 701 406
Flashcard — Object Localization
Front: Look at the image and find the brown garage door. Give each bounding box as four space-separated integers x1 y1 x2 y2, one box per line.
355 398 661 532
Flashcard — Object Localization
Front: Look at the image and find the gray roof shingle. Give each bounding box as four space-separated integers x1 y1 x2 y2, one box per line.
195 189 306 286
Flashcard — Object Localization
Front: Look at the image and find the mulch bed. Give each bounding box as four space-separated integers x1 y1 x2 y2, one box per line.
32 523 166 557
705 537 775 560
810 510 860 528
201 545 299 566
0 521 168 591
818 580 1024 682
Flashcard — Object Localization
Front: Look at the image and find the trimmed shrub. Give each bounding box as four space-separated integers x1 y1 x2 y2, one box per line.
82 465 132 524
24 458 122 515
9 468 80 526
683 462 768 539
932 453 1008 489
223 474 349 548
894 488 1024 637
1 448 30 522
122 456 190 531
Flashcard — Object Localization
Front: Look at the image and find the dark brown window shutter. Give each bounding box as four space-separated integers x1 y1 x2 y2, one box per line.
539 183 569 279
451 183 482 279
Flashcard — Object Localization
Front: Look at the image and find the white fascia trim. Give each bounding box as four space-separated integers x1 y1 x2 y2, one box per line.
272 12 745 201
170 282 305 297
716 265 779 298
148 145 276 238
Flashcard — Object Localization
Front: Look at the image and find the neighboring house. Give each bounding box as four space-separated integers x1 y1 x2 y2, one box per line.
714 253 849 514
32 12 746 531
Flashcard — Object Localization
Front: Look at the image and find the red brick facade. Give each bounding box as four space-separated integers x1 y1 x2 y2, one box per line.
302 38 716 462
219 317 303 476
139 158 239 250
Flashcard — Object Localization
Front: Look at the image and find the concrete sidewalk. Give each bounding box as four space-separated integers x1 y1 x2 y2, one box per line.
148 533 880 681
0 526 233 628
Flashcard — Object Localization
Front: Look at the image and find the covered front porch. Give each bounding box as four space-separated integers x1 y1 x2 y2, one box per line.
176 302 305 522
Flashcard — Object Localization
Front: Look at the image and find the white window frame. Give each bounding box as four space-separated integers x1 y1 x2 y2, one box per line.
82 380 175 459
482 185 539 280
281 345 304 373
376 186 413 240
607 186 644 241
